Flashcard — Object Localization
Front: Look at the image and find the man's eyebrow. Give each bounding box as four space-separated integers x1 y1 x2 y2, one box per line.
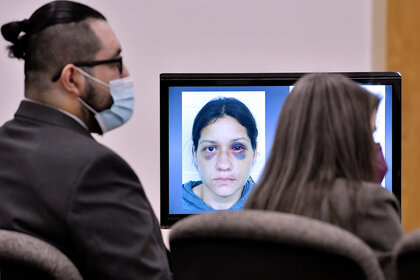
112 48 122 58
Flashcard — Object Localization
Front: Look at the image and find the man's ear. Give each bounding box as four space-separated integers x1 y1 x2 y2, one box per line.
59 64 85 97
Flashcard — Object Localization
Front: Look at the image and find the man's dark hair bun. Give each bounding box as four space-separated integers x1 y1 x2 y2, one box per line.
1 1 106 61
1 19 29 59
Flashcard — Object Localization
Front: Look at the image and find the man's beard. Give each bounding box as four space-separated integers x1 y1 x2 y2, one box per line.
84 78 100 111
81 79 103 133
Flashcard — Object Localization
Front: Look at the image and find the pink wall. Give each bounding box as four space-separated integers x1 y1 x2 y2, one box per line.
0 0 385 245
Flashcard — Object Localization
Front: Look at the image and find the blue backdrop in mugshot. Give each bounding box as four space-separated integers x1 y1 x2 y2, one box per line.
168 84 395 213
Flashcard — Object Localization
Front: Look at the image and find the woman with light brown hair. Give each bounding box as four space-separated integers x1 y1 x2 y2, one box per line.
245 73 403 280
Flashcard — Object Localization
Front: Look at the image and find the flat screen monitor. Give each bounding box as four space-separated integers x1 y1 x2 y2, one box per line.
160 72 401 228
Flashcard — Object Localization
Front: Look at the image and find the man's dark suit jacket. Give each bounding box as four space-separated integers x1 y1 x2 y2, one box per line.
0 100 171 279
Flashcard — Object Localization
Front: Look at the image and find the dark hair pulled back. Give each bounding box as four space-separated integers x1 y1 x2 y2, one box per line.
1 19 30 59
1 0 105 60
192 97 258 151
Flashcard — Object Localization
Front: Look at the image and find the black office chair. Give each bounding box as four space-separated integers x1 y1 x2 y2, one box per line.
0 229 82 280
394 228 420 280
170 210 384 280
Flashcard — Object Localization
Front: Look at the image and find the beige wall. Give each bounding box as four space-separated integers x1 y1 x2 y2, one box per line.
372 0 387 70
387 0 420 233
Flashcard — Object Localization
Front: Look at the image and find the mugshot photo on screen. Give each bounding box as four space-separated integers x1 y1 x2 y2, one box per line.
182 92 265 211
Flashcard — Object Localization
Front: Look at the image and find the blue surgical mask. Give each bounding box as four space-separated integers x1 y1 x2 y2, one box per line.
76 67 135 134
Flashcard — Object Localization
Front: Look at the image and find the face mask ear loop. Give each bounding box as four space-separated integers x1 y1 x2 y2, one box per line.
78 97 98 115
75 67 110 88
78 97 107 135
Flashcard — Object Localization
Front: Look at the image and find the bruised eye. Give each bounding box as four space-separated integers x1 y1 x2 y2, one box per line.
231 143 246 153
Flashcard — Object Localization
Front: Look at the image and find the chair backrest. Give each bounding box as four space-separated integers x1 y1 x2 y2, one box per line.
169 210 384 280
394 228 420 280
0 229 82 280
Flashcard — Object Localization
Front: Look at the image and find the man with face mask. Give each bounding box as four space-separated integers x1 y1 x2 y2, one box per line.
0 1 171 279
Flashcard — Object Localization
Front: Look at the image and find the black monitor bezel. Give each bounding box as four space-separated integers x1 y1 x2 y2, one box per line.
160 72 401 228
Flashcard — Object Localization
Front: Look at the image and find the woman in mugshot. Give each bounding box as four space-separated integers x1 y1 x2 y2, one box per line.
245 73 403 280
182 97 258 211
